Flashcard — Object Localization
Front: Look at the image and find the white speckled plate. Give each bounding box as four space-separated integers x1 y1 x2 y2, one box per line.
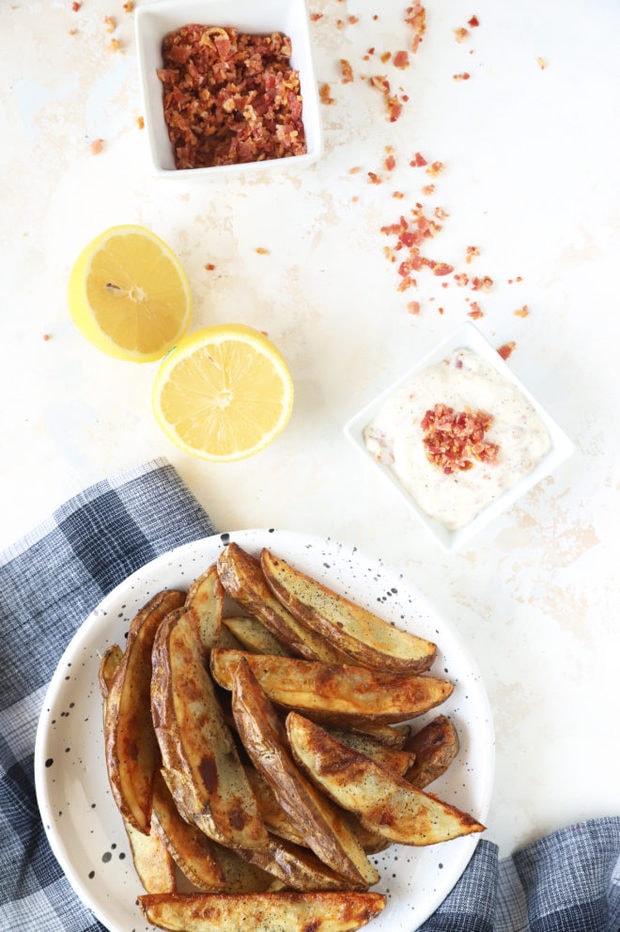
34 529 494 932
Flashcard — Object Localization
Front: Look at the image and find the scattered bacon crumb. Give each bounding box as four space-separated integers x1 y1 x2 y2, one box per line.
72 1 81 10
393 50 410 69
108 38 121 52
256 247 270 255
43 333 52 341
468 301 483 319
348 15 359 24
405 1 426 53
104 15 116 32
407 301 421 314
309 12 323 21
136 115 144 130
468 15 480 27
368 171 382 185
537 57 547 70
410 151 427 167
336 19 345 29
380 51 391 64
471 275 493 292
158 26 307 168
497 341 516 360
454 27 469 42
69 28 78 35
384 152 396 171
421 184 435 195
320 82 336 104
90 138 104 154
340 59 354 83
426 160 445 176
422 404 498 474
392 191 405 199
123 1 134 11
369 75 403 122
466 245 480 263
349 166 362 174
205 263 216 270
453 72 471 81
514 305 530 318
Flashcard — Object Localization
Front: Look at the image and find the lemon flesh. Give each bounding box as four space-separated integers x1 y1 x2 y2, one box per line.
68 225 192 362
153 324 294 462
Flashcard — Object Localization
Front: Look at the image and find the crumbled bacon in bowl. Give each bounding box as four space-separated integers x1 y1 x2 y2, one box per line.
421 403 499 474
157 24 307 169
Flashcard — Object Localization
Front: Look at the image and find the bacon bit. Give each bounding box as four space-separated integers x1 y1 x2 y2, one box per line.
205 263 216 270
497 341 516 360
426 160 445 176
369 74 403 122
454 272 469 286
69 27 78 35
309 12 323 21
72 1 81 10
393 50 410 69
159 26 307 168
122 1 134 11
348 15 359 24
468 301 483 319
136 115 145 130
380 51 391 63
255 247 270 255
421 184 435 195
384 153 396 171
336 19 345 29
405 1 426 53
410 151 427 167
422 403 498 474
514 304 530 317
104 15 116 32
434 206 449 220
349 166 362 174
433 262 454 276
466 245 480 263
453 72 471 81
43 333 52 341
368 171 382 184
468 15 480 27
108 38 121 52
340 59 354 83
454 27 469 42
90 138 104 154
320 82 335 104
537 56 547 70
407 301 421 314
438 307 445 314
393 191 405 199
470 275 493 292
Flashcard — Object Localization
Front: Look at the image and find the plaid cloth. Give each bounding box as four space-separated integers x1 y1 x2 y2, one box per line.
1 459 618 931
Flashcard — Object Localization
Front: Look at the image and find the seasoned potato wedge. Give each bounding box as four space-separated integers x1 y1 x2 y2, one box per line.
151 608 267 850
217 543 350 663
261 549 437 674
185 564 224 650
223 615 293 656
244 766 307 847
211 648 453 726
230 656 378 888
125 810 177 894
404 715 460 788
287 713 485 846
237 833 360 892
325 729 415 776
98 643 123 699
138 890 386 932
103 589 186 833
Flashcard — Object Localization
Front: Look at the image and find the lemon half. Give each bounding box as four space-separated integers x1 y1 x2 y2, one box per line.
68 224 192 362
152 324 295 462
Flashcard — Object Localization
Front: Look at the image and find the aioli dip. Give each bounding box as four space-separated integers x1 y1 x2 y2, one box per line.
363 347 551 530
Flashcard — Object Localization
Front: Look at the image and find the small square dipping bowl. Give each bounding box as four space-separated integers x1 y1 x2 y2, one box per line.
344 323 575 553
135 0 322 178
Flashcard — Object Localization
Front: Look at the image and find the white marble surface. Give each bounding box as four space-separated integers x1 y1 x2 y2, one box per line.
1 0 619 861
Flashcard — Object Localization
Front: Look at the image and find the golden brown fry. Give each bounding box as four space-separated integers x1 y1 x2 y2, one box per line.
261 548 437 674
125 810 177 894
325 728 415 776
138 890 386 932
404 715 460 788
230 656 378 888
287 713 485 846
244 766 307 847
216 543 351 663
223 615 293 656
237 834 361 892
211 648 453 726
186 564 224 650
151 608 268 850
98 643 123 699
103 589 186 833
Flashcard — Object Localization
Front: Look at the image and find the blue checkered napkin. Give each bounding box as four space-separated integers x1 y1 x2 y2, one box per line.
0 459 215 932
2 461 619 932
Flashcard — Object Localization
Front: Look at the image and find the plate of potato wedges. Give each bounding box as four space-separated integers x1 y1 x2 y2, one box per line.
35 529 494 932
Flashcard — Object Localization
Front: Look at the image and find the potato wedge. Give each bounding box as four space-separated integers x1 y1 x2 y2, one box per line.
103 589 186 833
244 766 307 847
237 833 360 892
211 648 453 726
223 615 293 656
216 543 350 663
230 656 378 888
98 643 123 699
261 548 437 674
125 810 177 894
404 715 460 788
325 728 415 776
287 712 485 846
185 564 224 650
138 891 386 932
151 608 267 850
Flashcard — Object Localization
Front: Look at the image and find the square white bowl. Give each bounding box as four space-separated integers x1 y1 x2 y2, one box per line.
135 0 323 178
344 323 575 553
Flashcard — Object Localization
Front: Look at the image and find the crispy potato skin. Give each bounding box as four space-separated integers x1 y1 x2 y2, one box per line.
404 715 460 788
287 713 485 847
151 609 268 850
138 890 387 932
186 564 224 649
103 589 186 834
211 648 454 726
261 548 437 674
217 543 350 663
230 656 378 888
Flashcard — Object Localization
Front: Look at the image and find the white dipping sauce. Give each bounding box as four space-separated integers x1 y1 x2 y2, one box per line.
364 348 551 530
